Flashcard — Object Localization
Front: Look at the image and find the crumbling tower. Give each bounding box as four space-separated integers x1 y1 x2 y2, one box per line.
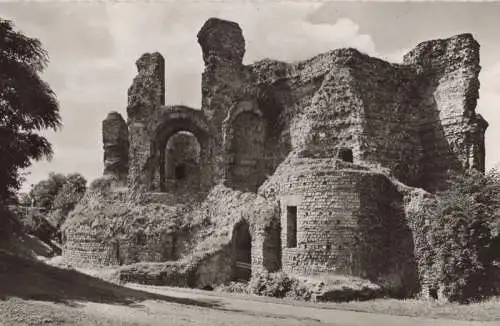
127 53 166 193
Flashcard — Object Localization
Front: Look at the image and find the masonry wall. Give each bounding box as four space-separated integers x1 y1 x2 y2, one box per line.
78 19 488 297
260 156 417 293
63 229 119 266
127 53 166 194
349 56 423 186
404 33 487 191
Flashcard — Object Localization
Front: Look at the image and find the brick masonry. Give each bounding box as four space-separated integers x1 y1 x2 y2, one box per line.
63 18 487 295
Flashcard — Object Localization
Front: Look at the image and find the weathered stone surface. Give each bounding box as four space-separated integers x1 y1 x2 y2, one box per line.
197 17 245 66
403 33 487 191
127 52 165 121
102 111 129 184
127 52 166 195
64 18 489 298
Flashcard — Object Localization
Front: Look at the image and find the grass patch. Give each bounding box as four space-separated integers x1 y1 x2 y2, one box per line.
327 296 500 321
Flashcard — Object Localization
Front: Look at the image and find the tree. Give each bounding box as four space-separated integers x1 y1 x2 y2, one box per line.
0 19 60 204
50 173 87 227
28 172 67 211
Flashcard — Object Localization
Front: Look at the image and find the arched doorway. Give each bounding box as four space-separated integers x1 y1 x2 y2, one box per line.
232 221 252 281
163 131 201 194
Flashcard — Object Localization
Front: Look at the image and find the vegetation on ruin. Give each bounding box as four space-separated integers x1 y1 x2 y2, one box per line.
0 19 60 205
11 172 87 245
415 169 500 303
217 271 383 302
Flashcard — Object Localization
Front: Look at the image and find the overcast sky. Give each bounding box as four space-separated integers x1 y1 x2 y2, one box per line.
1 1 499 191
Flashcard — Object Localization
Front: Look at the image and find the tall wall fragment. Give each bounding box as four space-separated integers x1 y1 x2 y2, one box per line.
127 52 165 193
102 111 129 184
403 33 488 191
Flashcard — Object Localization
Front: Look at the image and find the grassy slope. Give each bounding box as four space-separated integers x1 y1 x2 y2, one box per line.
0 250 222 325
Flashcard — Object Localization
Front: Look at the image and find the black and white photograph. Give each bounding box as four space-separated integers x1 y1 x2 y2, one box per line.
0 1 499 325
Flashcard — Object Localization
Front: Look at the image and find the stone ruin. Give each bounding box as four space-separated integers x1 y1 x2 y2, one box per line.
63 18 488 299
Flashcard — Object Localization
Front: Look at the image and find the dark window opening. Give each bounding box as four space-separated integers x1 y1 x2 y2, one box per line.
286 206 297 248
429 287 438 300
135 231 147 246
175 164 187 180
338 148 353 163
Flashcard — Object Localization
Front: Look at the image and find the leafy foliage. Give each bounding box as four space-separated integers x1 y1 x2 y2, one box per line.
18 172 87 241
426 169 500 303
14 206 57 243
52 174 87 213
0 19 60 203
28 172 67 211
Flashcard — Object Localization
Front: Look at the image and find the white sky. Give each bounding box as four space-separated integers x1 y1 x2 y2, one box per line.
1 1 499 191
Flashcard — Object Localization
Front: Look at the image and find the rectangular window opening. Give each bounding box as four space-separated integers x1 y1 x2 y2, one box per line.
286 206 297 248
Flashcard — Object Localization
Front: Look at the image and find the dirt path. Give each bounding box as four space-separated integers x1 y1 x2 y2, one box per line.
75 284 497 326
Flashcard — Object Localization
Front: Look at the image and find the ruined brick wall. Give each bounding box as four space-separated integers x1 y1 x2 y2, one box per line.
349 57 423 186
63 229 119 266
76 19 489 295
127 52 165 194
259 155 417 293
102 111 129 185
403 33 488 191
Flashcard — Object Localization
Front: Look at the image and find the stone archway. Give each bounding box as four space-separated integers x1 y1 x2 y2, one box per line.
232 220 252 281
150 106 210 193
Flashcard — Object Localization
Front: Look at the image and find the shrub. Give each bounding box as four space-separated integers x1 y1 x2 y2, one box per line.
13 206 57 243
424 169 500 303
248 271 295 298
29 173 67 211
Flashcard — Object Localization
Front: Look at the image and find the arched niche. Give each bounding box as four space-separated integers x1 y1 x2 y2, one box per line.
223 100 267 192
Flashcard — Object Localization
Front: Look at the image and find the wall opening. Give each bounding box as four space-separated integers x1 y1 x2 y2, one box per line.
175 164 187 180
232 221 252 281
161 131 201 193
286 206 297 248
429 287 438 300
338 148 353 163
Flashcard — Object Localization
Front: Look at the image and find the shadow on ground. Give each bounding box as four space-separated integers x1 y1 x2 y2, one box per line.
0 250 221 309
